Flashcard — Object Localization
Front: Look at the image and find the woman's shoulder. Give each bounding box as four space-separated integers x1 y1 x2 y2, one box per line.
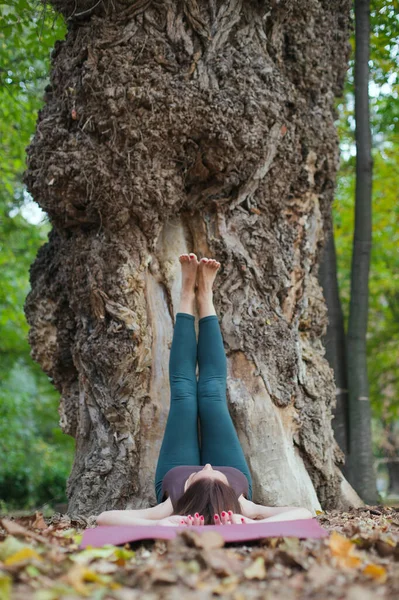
219 466 245 474
164 465 200 477
218 466 248 481
162 466 200 489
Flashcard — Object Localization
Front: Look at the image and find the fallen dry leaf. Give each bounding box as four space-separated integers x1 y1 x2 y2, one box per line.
32 513 47 530
346 585 378 600
1 520 30 537
375 537 397 557
306 563 336 589
203 549 243 577
4 547 42 566
362 563 387 583
0 536 26 561
0 573 12 600
62 564 121 596
329 531 362 569
151 569 178 584
212 575 239 595
0 519 47 544
244 556 267 580
180 530 225 550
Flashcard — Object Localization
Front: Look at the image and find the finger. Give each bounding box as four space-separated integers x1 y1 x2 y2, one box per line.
228 511 240 525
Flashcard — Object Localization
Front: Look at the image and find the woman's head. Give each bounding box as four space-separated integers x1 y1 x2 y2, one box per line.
174 477 241 525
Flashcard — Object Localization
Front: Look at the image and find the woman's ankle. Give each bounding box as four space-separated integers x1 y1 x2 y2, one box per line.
178 291 196 315
197 293 216 319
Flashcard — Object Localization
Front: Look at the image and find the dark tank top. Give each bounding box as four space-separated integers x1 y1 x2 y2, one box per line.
162 466 249 506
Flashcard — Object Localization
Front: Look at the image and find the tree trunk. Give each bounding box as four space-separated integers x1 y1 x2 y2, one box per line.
25 0 353 516
347 0 377 503
319 231 349 461
387 461 399 496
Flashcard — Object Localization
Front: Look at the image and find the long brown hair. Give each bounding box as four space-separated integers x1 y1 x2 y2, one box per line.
173 479 241 525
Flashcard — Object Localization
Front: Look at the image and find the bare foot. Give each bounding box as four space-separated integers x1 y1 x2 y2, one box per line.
179 253 198 295
197 258 220 295
197 258 220 318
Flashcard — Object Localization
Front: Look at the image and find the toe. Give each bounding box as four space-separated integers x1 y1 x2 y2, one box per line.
189 253 198 262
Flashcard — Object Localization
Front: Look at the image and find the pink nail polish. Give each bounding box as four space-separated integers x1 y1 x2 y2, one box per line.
195 513 199 518
228 511 233 516
214 514 219 520
200 516 204 521
241 518 245 523
221 511 226 517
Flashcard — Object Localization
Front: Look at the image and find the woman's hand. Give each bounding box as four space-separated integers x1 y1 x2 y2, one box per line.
157 516 188 527
213 511 254 525
157 514 205 526
180 513 204 526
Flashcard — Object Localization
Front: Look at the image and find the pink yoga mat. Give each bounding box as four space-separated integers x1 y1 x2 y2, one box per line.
81 519 327 548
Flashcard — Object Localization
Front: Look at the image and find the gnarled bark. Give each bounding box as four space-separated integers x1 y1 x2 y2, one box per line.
25 0 352 515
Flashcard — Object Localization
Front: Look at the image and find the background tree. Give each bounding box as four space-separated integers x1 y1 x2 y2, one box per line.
23 0 355 515
347 0 376 504
328 0 399 500
319 235 349 462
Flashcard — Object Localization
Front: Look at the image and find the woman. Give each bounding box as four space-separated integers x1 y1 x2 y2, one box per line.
97 254 313 527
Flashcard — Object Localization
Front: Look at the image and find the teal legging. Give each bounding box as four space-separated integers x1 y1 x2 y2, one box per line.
155 313 252 502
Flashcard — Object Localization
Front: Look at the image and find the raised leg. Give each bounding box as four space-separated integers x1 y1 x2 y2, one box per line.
154 254 200 502
196 258 253 497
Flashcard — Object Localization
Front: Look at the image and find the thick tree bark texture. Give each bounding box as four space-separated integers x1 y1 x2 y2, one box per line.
25 0 352 515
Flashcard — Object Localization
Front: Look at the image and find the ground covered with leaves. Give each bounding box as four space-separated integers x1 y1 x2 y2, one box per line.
0 507 398 599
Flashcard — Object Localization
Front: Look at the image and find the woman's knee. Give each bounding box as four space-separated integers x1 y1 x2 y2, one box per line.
198 377 226 401
170 377 197 401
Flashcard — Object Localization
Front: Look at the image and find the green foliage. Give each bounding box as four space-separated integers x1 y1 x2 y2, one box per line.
334 0 399 455
0 1 71 509
0 0 66 198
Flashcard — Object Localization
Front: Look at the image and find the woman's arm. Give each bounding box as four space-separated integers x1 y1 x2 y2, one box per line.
238 496 313 520
256 508 313 522
97 497 173 526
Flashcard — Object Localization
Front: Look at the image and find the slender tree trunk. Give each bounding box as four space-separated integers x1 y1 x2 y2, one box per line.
347 0 377 503
25 0 354 515
387 462 399 496
319 231 349 461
